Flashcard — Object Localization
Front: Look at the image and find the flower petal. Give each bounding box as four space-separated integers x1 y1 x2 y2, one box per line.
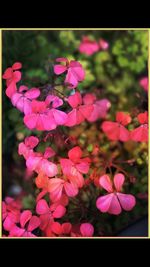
52 205 66 218
114 173 125 192
68 146 82 162
80 223 94 237
36 199 49 215
96 194 114 213
99 175 113 192
20 210 32 228
27 216 40 232
117 193 136 211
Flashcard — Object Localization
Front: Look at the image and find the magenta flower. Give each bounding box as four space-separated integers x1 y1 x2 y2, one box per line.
24 96 67 131
54 57 85 88
11 85 40 115
79 36 99 56
9 210 40 237
2 198 21 232
65 91 94 126
96 174 136 215
45 95 68 125
48 177 78 202
36 199 66 234
83 93 111 122
18 135 39 159
26 147 58 177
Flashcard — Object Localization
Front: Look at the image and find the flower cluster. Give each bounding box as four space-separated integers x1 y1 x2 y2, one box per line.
102 111 148 142
2 50 147 237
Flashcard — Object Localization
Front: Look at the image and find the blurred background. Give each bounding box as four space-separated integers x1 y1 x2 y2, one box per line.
2 30 148 236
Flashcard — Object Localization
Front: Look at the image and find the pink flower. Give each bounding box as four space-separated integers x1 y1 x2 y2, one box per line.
99 39 109 50
26 147 58 177
130 111 148 142
96 174 136 215
24 100 53 131
9 210 40 237
139 77 148 92
36 199 66 233
45 95 68 125
83 93 111 122
2 197 21 231
11 85 40 115
54 58 85 88
101 112 131 141
18 136 39 159
48 178 78 202
3 62 22 98
65 91 94 126
71 223 94 237
79 36 99 56
24 96 67 131
60 146 91 189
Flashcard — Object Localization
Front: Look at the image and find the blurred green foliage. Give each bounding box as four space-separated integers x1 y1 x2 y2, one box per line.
2 30 148 235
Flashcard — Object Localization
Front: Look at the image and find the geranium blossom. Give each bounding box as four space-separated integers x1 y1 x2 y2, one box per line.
96 173 136 215
101 111 131 141
48 177 78 202
79 36 99 56
83 93 111 122
3 62 22 98
54 57 85 88
18 136 39 159
2 197 21 231
26 147 58 177
130 111 148 142
24 96 67 131
36 199 66 236
60 146 91 189
11 85 40 115
65 91 94 126
9 210 40 237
